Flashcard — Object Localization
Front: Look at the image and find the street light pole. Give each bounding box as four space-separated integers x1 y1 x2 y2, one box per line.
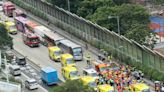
67 0 70 12
108 16 121 61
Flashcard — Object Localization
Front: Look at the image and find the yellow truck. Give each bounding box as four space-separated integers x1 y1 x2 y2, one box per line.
97 84 114 92
5 21 17 34
48 46 61 62
130 83 150 92
80 76 97 91
61 66 79 80
61 54 75 67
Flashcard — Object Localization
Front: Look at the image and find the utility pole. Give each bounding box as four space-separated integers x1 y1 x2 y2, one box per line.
67 0 70 12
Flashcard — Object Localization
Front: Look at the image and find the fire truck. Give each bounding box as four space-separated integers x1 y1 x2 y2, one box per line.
13 9 26 18
3 2 15 17
22 32 40 47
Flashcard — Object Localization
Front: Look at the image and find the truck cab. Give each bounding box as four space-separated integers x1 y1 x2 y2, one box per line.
95 63 109 75
41 67 59 85
22 32 40 47
80 76 97 91
61 54 75 67
82 67 98 79
9 65 21 76
5 21 17 34
97 84 114 92
130 83 150 92
62 66 79 80
13 9 26 18
48 46 61 62
3 2 15 17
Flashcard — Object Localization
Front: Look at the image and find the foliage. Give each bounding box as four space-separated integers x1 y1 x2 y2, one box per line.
46 0 83 14
112 0 130 5
0 23 13 49
77 0 114 18
49 80 94 92
88 4 151 45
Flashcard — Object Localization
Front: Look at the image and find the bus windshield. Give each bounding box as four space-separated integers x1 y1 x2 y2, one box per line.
66 58 74 64
54 51 61 56
73 47 82 56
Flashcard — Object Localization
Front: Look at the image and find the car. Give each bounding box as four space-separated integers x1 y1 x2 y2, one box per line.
16 56 26 66
25 78 38 90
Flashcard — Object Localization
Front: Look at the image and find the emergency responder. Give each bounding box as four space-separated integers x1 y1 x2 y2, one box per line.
86 52 91 65
107 54 113 63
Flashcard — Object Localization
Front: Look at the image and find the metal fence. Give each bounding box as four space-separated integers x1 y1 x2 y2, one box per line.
10 0 164 73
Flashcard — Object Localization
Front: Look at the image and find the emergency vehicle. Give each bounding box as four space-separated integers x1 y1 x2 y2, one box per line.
62 66 79 80
48 46 61 62
13 9 26 18
22 32 40 47
3 2 15 17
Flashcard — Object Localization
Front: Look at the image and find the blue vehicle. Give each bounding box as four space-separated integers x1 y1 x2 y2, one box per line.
41 67 59 85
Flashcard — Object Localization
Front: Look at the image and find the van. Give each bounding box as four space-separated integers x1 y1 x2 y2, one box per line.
9 65 21 76
5 21 17 34
48 46 61 62
97 84 114 92
16 56 26 65
61 54 75 67
62 66 79 80
130 83 150 92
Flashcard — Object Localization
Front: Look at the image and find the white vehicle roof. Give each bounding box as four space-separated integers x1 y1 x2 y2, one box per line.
26 78 37 83
59 39 81 49
10 65 20 69
34 26 51 33
44 31 64 41
83 67 97 74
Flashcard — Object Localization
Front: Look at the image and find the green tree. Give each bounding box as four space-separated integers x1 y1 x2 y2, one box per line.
49 80 94 92
112 0 130 5
77 0 114 18
46 0 83 13
88 4 150 44
0 23 13 49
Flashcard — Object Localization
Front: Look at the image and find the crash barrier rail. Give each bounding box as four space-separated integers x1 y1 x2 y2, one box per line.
9 0 164 74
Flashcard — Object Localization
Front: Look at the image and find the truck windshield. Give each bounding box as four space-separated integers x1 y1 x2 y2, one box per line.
88 81 96 88
29 81 37 85
29 38 39 42
54 51 61 56
66 58 74 64
70 71 78 78
73 47 82 56
142 89 150 92
13 68 20 71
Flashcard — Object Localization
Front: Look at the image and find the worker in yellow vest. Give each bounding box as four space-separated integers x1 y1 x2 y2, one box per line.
107 54 113 63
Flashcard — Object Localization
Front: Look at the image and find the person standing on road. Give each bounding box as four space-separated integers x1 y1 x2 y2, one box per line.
86 52 91 66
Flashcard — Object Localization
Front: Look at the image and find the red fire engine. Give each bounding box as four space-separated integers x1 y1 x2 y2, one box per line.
3 2 15 17
22 32 40 47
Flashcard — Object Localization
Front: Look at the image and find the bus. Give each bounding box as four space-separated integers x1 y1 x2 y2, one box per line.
44 31 64 46
58 39 83 61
